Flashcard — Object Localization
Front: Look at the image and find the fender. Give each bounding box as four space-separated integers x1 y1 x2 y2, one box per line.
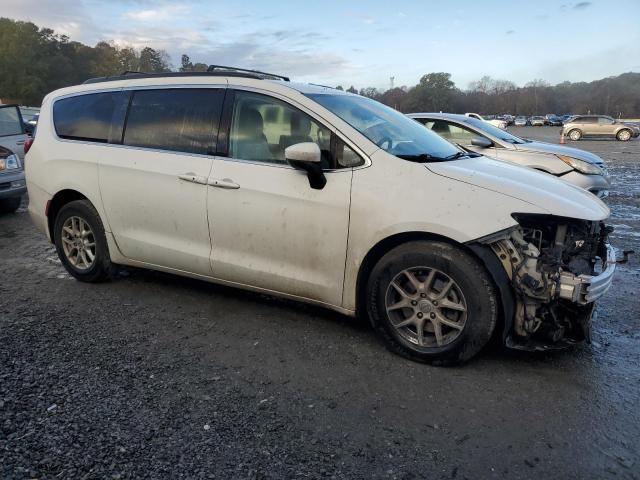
467 243 515 343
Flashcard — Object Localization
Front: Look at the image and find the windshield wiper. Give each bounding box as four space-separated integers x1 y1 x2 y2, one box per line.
397 151 479 163
396 153 449 162
446 150 480 160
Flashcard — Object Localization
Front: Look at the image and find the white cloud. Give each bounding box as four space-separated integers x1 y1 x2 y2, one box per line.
2 0 102 44
125 5 190 22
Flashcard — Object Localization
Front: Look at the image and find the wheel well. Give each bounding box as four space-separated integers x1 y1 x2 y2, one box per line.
47 189 87 242
355 231 513 340
617 128 632 134
355 231 465 319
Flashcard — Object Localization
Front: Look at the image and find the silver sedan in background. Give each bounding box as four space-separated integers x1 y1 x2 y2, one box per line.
408 113 611 197
514 116 528 126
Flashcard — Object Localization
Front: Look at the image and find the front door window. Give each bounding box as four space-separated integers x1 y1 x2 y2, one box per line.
228 91 363 169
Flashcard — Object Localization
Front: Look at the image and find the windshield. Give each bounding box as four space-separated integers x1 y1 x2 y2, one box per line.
306 93 463 161
463 117 530 144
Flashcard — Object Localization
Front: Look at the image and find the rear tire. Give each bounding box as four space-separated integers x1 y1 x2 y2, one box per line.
53 200 113 282
616 129 632 141
366 241 497 365
568 129 582 141
0 197 21 213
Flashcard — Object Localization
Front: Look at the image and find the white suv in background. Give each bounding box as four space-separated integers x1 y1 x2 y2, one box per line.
464 112 507 129
26 67 619 364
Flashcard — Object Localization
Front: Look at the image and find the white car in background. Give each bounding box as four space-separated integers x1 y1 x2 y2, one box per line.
530 116 545 126
409 113 611 197
26 68 619 365
514 116 528 126
465 112 507 129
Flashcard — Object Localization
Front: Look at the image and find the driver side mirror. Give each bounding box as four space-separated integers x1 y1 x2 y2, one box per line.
285 142 326 190
471 137 492 148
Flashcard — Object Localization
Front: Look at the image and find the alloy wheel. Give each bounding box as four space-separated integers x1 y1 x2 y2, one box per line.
61 216 96 270
618 130 631 141
385 267 467 348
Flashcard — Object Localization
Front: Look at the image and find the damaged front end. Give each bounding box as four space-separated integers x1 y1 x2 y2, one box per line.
475 214 628 350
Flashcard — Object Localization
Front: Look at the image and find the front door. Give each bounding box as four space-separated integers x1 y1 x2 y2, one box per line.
207 90 359 306
99 87 224 275
0 105 28 160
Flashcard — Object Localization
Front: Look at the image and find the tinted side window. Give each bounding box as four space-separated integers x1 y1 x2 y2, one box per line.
414 118 435 129
335 138 364 168
577 117 596 124
429 121 481 145
123 89 224 155
54 92 126 143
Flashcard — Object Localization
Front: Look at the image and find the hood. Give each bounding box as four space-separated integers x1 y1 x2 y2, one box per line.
425 156 610 221
514 141 604 165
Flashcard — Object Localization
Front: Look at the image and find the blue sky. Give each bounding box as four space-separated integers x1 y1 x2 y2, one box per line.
4 0 640 90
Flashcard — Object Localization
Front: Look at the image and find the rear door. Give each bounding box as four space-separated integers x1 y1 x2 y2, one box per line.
206 89 360 305
98 87 224 275
0 105 28 160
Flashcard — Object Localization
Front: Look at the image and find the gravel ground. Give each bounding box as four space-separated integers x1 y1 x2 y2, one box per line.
1 127 639 479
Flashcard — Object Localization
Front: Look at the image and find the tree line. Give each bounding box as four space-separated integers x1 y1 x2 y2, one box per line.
0 18 171 105
341 72 640 117
1 17 639 117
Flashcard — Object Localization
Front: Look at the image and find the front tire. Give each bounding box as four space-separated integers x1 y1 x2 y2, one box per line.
366 241 497 365
616 129 632 141
53 200 113 282
568 129 582 141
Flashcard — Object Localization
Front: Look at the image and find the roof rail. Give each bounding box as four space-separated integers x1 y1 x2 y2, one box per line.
82 69 284 85
207 64 290 82
308 82 335 89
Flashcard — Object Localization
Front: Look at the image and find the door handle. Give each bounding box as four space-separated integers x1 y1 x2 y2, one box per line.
208 178 240 189
178 173 207 185
16 140 25 145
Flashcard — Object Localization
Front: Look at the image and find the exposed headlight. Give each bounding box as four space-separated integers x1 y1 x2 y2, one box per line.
556 155 602 175
0 154 20 172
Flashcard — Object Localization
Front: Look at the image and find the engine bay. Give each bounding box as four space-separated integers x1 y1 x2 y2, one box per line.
488 215 621 349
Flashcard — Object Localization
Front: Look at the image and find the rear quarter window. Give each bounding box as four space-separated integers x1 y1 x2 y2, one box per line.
53 92 128 143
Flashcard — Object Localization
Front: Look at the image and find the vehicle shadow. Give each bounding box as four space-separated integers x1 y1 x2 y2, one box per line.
113 265 589 367
117 264 372 334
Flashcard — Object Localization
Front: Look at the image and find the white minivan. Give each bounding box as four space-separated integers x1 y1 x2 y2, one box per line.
26 68 620 364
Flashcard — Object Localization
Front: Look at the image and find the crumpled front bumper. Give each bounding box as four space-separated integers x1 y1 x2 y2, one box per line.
558 244 617 305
